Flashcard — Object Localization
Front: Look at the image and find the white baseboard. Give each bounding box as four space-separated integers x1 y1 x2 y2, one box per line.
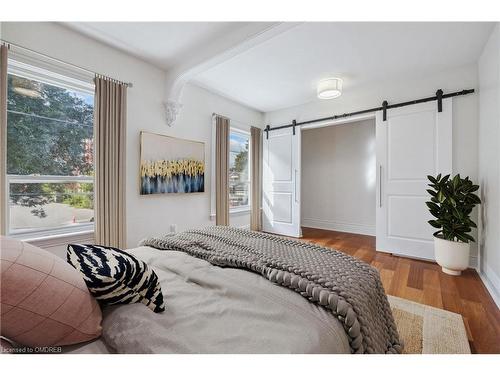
301 218 375 236
478 264 500 309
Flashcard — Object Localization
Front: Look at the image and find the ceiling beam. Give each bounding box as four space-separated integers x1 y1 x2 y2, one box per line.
164 22 302 126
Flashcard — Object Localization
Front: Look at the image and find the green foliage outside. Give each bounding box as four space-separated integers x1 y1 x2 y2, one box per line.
7 74 94 218
62 182 94 209
233 141 248 180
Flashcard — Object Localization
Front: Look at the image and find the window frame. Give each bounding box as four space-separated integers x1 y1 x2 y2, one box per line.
210 120 252 220
5 56 96 239
228 127 251 213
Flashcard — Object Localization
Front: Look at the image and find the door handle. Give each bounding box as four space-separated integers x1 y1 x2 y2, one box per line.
379 165 382 208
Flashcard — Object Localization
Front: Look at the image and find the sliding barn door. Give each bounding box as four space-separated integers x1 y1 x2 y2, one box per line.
376 99 452 260
262 127 301 237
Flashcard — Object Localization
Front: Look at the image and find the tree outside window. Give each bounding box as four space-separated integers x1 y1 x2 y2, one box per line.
229 131 250 209
6 70 95 235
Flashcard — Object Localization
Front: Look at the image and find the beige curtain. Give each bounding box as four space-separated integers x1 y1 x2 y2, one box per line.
250 126 262 231
0 45 8 235
215 115 230 226
94 76 127 247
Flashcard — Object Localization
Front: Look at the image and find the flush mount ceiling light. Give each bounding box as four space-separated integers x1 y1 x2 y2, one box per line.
317 78 343 100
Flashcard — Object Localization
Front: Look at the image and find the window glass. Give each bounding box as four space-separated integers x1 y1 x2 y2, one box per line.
7 74 94 175
229 131 250 208
9 182 94 234
6 70 94 235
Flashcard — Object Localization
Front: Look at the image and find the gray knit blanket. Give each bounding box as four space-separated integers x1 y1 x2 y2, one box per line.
140 227 402 354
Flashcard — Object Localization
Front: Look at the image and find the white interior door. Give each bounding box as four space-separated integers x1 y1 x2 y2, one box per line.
263 127 301 237
376 99 452 260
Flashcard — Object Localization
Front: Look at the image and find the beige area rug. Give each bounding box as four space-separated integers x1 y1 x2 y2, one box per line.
387 295 471 354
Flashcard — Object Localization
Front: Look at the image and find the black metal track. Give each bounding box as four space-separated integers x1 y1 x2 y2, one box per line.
264 89 474 137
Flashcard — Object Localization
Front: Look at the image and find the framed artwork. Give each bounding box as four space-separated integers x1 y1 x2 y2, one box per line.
140 131 205 195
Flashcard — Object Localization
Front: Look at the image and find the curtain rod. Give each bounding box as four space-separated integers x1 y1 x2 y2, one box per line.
264 88 475 138
1 39 133 88
212 112 255 129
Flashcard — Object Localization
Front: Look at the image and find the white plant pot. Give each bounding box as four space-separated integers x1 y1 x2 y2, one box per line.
434 236 470 276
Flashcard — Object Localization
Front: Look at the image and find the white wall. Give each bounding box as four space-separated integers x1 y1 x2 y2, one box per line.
2 22 263 252
301 119 376 235
128 83 263 246
478 23 500 307
265 64 480 264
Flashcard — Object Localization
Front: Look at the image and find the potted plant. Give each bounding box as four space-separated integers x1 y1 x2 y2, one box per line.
426 174 481 275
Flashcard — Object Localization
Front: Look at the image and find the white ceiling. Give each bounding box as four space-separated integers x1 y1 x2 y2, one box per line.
63 22 254 70
64 22 494 113
193 22 494 112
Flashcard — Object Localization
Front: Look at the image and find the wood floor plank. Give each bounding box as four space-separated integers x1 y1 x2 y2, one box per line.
389 261 411 297
422 269 444 308
379 268 394 292
455 270 483 303
401 286 424 304
299 227 500 354
407 262 424 290
438 271 463 315
371 260 384 273
460 300 500 354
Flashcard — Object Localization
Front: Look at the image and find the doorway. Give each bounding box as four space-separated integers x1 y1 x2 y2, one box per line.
301 118 376 236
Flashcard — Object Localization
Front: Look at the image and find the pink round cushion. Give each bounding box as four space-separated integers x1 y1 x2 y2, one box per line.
0 236 102 347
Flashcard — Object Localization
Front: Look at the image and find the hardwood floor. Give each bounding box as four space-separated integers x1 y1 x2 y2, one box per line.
300 227 500 354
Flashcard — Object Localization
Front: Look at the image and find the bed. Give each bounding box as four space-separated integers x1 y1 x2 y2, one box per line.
65 247 349 353
64 227 401 354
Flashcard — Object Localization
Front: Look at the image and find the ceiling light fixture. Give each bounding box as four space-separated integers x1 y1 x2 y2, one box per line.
317 78 342 100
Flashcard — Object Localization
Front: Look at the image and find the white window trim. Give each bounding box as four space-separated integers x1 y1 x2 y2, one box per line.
5 57 95 240
210 117 252 219
8 48 94 95
24 230 95 251
15 227 95 244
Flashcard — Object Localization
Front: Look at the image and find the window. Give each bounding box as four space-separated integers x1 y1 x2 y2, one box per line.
6 63 95 237
229 129 250 210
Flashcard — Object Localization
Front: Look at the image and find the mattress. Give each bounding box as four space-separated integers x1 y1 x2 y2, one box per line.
71 246 351 354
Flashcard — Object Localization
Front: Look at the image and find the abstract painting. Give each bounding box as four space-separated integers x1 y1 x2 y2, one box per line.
140 131 205 195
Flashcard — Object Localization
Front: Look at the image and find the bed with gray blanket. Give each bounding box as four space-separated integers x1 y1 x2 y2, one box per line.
72 227 402 354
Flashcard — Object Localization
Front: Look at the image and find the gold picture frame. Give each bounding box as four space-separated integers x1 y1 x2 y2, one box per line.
140 131 205 195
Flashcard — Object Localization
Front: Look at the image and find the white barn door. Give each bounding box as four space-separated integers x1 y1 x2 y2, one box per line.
262 127 301 237
376 99 452 260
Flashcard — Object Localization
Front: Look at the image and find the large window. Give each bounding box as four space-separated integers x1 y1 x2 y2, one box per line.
6 65 95 237
229 129 250 210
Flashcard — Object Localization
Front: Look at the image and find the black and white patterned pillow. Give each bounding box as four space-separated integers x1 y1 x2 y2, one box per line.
67 244 165 313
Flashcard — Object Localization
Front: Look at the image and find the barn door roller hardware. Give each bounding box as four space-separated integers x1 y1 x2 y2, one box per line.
382 100 388 121
436 89 444 112
264 88 474 138
265 125 271 139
